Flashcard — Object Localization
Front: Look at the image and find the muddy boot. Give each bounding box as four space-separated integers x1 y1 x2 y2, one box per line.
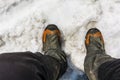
84 28 114 80
42 24 67 79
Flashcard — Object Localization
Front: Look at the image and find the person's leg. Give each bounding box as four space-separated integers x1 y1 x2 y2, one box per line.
98 59 120 80
41 24 67 80
0 52 45 80
84 28 115 80
0 51 66 80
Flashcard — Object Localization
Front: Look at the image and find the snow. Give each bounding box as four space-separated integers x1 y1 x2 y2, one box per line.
0 0 120 79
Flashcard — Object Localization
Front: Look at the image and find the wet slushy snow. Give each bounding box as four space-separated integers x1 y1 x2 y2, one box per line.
0 0 120 79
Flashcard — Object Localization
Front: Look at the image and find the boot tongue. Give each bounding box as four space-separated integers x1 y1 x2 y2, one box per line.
43 34 61 52
87 37 105 53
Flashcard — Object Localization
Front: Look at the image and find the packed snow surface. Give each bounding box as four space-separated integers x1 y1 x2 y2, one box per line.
0 0 120 79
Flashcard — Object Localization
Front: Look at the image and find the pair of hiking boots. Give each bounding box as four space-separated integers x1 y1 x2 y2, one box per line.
42 24 107 80
43 24 104 52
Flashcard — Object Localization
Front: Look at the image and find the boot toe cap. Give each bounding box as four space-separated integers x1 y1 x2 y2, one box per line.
87 28 100 34
46 24 59 31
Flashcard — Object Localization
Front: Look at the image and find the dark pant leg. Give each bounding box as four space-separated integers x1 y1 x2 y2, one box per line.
0 52 43 80
40 55 66 80
0 51 67 80
43 49 67 80
98 59 120 80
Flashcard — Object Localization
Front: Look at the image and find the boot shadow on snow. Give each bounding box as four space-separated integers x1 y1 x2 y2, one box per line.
59 55 88 80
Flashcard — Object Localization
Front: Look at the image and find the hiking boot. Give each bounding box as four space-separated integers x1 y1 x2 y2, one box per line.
42 24 61 52
84 28 114 80
42 24 66 62
42 24 67 79
85 28 105 53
